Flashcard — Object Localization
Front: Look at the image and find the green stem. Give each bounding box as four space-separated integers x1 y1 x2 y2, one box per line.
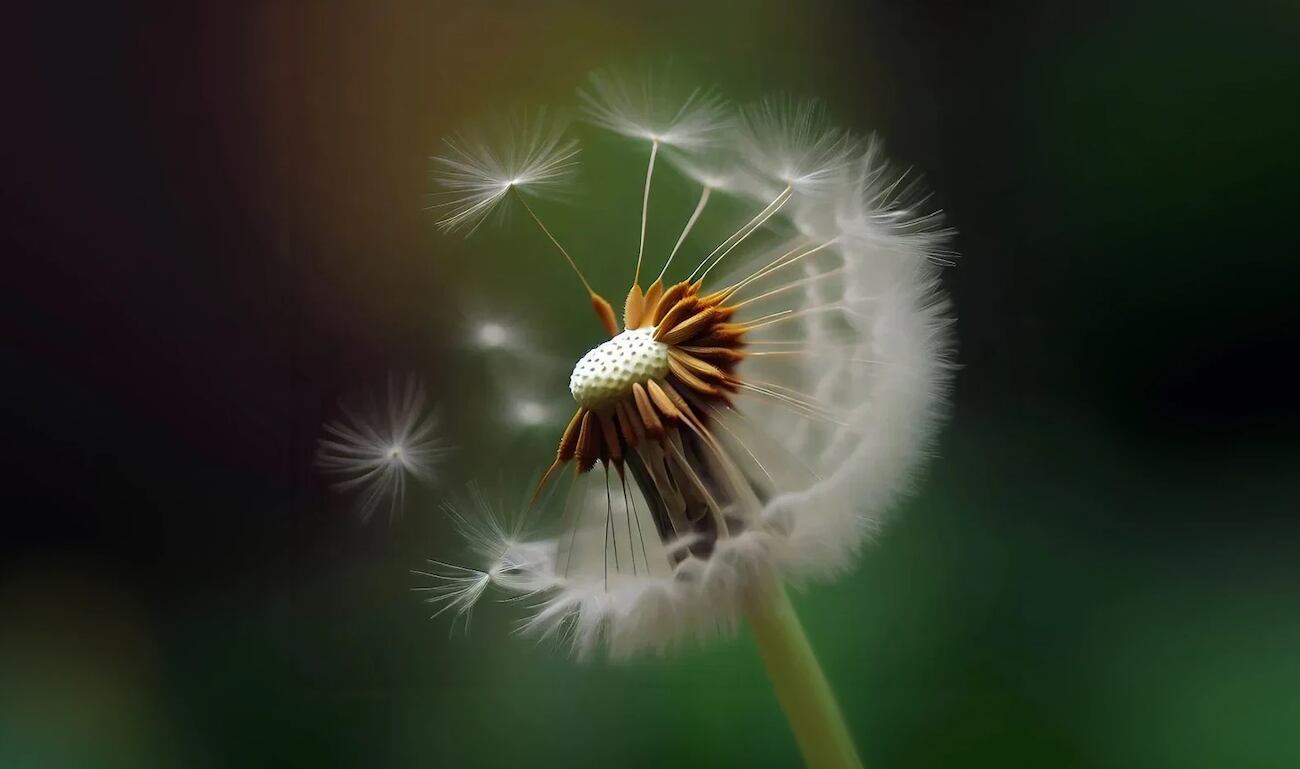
747 586 864 769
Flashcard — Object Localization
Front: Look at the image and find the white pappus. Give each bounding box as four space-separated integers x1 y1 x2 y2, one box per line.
422 71 956 661
317 375 446 524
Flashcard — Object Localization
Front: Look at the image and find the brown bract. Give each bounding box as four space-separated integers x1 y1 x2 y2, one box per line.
532 277 753 505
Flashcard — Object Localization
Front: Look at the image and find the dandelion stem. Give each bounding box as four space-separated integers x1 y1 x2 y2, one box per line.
747 586 863 769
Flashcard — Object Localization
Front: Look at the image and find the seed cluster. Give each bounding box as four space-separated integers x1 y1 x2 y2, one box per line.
533 277 750 502
569 327 670 408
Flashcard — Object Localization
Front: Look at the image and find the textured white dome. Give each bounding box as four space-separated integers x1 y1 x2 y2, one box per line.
569 327 670 408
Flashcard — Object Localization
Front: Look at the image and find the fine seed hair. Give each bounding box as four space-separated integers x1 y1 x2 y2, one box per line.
317 375 446 523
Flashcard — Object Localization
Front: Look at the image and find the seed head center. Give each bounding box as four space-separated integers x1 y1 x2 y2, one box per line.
569 327 670 408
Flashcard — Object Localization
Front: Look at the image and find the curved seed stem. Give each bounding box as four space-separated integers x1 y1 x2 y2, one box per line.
634 139 660 285
657 184 712 283
513 188 594 296
747 585 864 769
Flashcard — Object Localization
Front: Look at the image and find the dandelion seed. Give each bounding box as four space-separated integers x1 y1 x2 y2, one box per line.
579 70 729 149
317 376 446 523
461 308 569 427
494 389 568 431
734 97 859 194
511 399 551 427
472 320 512 350
460 309 559 369
413 487 554 631
661 146 753 194
430 111 579 234
834 137 958 265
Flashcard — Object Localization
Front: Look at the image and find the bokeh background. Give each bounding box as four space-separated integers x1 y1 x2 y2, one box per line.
5 2 1299 767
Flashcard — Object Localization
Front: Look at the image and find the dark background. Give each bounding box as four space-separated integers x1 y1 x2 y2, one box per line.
4 2 1298 767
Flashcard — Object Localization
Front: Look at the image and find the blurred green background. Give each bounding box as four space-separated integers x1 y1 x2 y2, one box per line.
4 1 1298 767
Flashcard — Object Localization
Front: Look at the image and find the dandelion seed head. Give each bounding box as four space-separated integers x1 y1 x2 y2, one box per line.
425 75 956 658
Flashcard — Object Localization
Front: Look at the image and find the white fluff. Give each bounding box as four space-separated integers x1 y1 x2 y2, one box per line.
430 112 579 233
733 98 859 194
661 145 759 195
579 70 729 149
423 88 956 659
317 376 445 523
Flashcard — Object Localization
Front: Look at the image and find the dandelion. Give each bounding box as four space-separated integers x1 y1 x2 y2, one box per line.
316 376 446 523
426 79 955 769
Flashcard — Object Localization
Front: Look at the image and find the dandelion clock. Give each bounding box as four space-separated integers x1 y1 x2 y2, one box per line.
317 375 446 524
420 72 955 769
